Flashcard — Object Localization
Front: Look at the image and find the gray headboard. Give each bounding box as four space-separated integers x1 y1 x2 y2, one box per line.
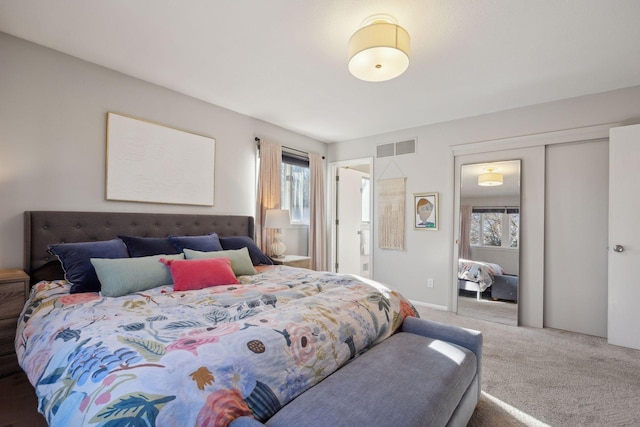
24 211 255 284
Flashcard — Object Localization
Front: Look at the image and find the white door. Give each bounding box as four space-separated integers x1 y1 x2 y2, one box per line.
545 141 609 337
608 124 640 350
337 167 367 275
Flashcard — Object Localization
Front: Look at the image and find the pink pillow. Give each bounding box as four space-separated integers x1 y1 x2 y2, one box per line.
161 257 239 291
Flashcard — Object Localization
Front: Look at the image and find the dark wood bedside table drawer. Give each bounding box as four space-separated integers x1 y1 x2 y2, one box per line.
272 255 312 269
283 258 311 269
0 352 19 377
0 270 28 377
0 318 18 356
0 281 27 320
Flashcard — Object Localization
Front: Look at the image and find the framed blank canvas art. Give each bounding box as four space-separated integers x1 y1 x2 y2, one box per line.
106 113 215 206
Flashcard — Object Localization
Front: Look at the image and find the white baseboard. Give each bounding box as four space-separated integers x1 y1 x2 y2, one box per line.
410 299 449 311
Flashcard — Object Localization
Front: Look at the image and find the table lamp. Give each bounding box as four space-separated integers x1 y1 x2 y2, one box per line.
264 209 291 258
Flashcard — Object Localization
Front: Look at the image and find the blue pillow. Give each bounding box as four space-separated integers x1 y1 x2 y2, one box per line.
219 236 273 265
91 254 184 297
168 233 223 252
48 239 129 293
118 235 180 257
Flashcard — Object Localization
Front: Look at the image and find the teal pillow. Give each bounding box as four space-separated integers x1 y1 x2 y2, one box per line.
219 236 273 265
91 254 184 297
183 247 257 276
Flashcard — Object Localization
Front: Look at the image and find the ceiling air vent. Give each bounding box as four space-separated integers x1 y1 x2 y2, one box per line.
376 138 416 158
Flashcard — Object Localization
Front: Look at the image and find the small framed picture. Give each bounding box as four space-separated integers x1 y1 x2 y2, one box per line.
413 192 439 230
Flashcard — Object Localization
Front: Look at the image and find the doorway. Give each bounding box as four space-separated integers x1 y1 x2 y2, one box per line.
330 158 373 277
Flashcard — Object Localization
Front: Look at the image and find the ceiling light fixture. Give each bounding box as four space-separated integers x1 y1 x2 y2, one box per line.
348 14 410 82
478 167 504 186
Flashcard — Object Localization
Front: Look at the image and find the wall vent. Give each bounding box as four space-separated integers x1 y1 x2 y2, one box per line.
395 139 416 155
376 138 416 158
376 143 395 158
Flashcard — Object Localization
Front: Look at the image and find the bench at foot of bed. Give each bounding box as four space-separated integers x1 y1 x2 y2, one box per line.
231 316 483 427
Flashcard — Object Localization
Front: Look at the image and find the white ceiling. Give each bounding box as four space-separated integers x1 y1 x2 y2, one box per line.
1 0 640 143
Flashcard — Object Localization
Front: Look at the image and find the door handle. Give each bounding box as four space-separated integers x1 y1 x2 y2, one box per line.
613 245 624 253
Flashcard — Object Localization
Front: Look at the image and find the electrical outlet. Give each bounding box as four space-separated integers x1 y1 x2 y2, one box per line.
427 278 434 288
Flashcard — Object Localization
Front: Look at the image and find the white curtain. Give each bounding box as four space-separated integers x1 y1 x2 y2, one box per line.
256 140 282 254
308 152 326 270
459 205 472 260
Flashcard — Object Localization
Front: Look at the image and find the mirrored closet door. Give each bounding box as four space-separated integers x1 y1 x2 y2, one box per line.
456 160 520 326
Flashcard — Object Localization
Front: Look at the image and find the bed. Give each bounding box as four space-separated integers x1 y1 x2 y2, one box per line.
457 258 507 300
16 211 419 427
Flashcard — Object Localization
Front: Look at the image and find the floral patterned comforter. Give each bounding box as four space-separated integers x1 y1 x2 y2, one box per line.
16 265 418 427
458 258 506 291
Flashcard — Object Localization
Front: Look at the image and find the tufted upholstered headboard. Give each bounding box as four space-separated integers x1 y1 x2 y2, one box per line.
24 211 255 285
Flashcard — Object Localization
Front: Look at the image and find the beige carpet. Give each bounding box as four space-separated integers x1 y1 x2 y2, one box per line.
457 295 518 326
416 305 640 427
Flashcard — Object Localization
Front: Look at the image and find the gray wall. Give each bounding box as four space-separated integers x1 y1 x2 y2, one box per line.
329 84 640 328
0 32 327 269
3 30 640 332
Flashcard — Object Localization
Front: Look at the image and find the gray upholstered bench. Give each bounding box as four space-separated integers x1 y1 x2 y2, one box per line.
231 316 482 427
491 274 518 302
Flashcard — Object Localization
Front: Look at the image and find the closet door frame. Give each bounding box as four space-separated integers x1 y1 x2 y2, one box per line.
450 122 619 328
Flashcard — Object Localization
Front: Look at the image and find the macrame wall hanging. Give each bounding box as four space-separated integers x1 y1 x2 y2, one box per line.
377 177 406 250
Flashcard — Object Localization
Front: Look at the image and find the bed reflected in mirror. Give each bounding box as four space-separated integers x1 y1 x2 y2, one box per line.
457 160 520 326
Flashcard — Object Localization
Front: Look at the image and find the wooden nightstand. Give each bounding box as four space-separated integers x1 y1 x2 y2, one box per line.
271 255 312 270
0 269 29 377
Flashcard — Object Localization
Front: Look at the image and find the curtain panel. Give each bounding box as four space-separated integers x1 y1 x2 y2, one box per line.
459 205 472 260
308 152 326 270
256 140 282 254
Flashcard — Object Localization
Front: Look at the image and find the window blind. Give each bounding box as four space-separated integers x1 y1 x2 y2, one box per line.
472 207 519 214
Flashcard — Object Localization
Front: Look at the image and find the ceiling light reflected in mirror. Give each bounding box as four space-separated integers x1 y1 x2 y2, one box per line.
478 167 503 186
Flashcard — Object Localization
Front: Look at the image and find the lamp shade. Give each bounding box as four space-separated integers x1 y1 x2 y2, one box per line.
264 209 291 229
478 168 504 186
348 16 410 82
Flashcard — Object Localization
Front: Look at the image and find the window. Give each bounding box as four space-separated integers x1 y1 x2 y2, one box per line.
470 207 519 248
281 152 310 224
